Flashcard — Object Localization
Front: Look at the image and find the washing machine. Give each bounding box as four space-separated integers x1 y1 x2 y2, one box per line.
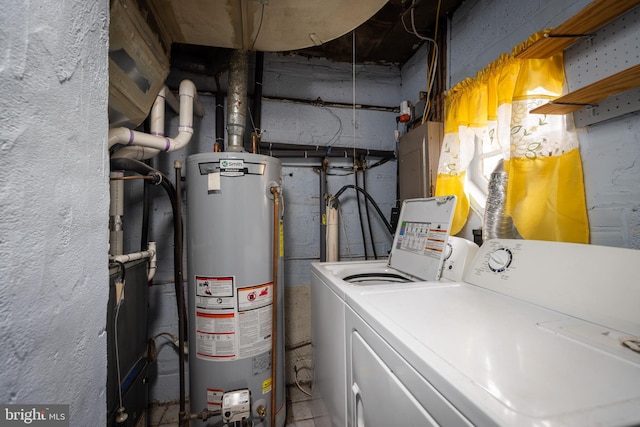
344 238 640 426
310 196 477 427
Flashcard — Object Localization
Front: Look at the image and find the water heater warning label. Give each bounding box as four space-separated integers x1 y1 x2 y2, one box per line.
207 388 224 411
195 276 234 309
238 283 273 311
194 276 274 362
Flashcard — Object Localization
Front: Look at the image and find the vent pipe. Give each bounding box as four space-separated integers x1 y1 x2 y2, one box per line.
483 160 521 241
226 50 249 152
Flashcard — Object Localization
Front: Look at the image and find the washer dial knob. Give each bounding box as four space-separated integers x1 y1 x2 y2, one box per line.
488 248 512 272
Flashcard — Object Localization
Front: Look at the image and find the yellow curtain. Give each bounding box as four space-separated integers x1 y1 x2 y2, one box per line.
436 32 589 242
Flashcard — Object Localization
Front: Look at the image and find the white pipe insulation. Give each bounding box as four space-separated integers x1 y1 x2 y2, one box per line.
326 204 339 262
109 171 125 256
110 80 203 160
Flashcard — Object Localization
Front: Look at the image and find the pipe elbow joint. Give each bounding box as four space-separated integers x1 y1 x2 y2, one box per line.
170 132 193 152
108 127 133 148
179 79 196 98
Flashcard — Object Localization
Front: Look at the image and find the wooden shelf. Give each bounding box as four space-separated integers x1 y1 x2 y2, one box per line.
530 64 640 115
516 0 640 59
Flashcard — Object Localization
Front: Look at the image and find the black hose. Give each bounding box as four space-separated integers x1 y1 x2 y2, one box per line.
332 184 394 235
141 168 150 252
141 123 151 252
355 167 368 260
174 163 187 426
362 166 378 259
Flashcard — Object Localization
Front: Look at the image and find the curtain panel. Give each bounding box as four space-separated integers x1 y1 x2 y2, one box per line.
436 32 589 242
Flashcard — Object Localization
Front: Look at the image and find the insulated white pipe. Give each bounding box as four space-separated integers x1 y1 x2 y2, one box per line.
109 171 124 256
326 204 339 262
110 80 201 159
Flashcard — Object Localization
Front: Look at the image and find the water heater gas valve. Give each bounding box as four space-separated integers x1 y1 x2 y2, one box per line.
222 389 251 425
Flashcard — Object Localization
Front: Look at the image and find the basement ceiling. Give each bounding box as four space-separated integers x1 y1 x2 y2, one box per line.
143 0 464 67
292 0 465 66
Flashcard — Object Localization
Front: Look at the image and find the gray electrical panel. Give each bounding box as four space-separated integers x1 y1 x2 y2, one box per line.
398 121 443 202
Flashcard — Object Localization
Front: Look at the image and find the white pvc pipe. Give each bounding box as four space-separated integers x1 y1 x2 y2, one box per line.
110 80 202 160
109 248 155 263
147 241 157 282
326 204 339 262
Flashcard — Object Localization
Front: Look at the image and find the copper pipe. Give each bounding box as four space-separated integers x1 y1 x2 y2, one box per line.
270 185 280 427
251 132 260 154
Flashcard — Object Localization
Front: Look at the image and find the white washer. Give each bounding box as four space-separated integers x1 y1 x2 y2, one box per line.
310 196 472 427
343 239 640 426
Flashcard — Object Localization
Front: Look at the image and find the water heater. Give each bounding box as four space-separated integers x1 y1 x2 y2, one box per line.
186 152 285 426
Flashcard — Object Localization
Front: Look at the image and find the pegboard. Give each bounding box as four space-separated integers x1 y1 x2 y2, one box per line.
563 7 640 127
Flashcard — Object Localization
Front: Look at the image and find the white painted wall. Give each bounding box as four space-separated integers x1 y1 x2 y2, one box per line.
0 0 110 425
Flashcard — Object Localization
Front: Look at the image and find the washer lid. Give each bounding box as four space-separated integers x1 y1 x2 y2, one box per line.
388 196 457 281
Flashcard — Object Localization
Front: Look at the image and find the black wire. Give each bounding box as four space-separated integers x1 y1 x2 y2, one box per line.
332 184 394 235
141 163 150 251
112 260 126 284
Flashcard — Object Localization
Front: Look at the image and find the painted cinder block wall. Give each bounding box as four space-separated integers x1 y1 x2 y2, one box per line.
0 0 110 425
145 0 640 404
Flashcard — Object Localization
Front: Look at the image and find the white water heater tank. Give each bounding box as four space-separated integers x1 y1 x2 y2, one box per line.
186 152 285 427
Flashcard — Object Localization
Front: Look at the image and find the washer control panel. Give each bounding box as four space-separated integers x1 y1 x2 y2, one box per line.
462 238 640 337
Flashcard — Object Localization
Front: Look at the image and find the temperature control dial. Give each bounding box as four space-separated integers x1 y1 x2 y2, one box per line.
488 247 512 272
